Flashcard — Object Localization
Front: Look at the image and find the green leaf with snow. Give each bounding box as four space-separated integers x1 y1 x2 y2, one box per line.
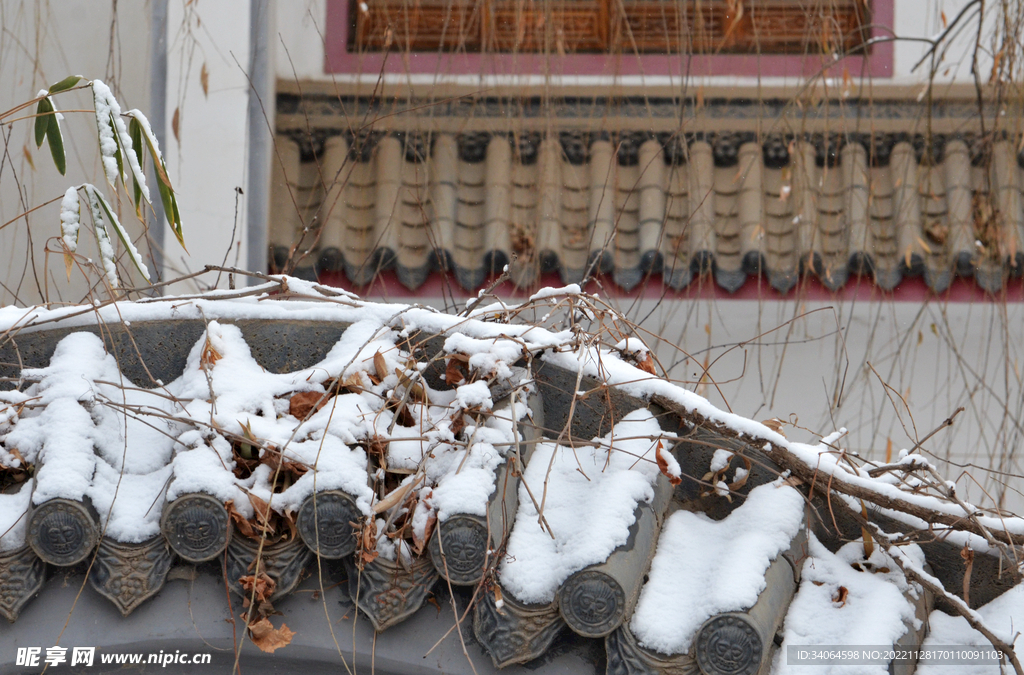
90 82 150 213
83 186 119 289
108 113 126 185
127 109 185 251
109 111 149 208
34 96 51 148
34 95 66 175
92 80 125 190
83 184 151 285
60 187 81 280
47 75 84 95
129 117 145 215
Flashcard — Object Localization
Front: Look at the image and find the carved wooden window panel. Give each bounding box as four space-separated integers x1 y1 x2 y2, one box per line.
351 0 871 55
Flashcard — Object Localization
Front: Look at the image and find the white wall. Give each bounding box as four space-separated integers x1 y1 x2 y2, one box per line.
638 295 1024 513
275 0 325 82
162 0 255 289
893 0 999 85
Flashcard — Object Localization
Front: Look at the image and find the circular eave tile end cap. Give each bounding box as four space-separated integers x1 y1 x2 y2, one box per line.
160 492 232 563
296 490 360 559
694 614 763 675
28 498 98 567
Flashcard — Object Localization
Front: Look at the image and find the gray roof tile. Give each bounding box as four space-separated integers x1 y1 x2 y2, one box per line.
271 132 1024 293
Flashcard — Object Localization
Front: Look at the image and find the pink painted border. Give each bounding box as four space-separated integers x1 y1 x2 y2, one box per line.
318 270 1024 304
324 0 893 79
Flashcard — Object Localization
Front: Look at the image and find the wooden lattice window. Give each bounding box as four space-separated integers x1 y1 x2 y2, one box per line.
352 0 871 55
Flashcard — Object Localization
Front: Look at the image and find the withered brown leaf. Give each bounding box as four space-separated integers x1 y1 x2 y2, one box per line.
248 617 295 654
341 372 364 392
654 441 681 486
961 543 975 607
636 352 657 376
450 410 466 438
358 517 379 567
239 571 277 606
247 492 276 535
200 337 221 369
373 350 388 382
445 357 467 386
289 391 327 419
761 418 786 437
225 499 256 539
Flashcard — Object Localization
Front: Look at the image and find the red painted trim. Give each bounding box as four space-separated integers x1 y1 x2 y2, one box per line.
324 0 893 79
316 270 1024 304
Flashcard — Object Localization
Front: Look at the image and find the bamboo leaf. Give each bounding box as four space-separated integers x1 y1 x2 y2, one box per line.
107 113 126 187
83 187 119 289
59 186 81 281
47 111 66 175
156 167 186 250
47 75 84 95
125 109 184 250
34 97 52 148
105 110 150 207
126 110 171 186
129 117 145 214
92 80 126 190
84 184 151 283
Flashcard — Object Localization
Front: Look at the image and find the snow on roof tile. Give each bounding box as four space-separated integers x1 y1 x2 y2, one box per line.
0 284 1021 671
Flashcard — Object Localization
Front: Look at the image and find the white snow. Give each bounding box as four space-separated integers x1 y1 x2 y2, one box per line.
0 311 553 550
528 284 582 302
4 333 113 504
774 536 925 675
630 480 806 655
0 480 32 552
444 333 523 381
90 463 172 542
614 337 649 355
455 380 493 410
500 409 666 604
710 448 734 472
163 320 375 516
59 186 81 252
917 582 1024 675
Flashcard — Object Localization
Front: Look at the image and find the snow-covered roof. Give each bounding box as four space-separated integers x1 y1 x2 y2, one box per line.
1 277 1021 674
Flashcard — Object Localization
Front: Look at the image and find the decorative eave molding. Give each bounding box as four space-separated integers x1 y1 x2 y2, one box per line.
268 92 1024 295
